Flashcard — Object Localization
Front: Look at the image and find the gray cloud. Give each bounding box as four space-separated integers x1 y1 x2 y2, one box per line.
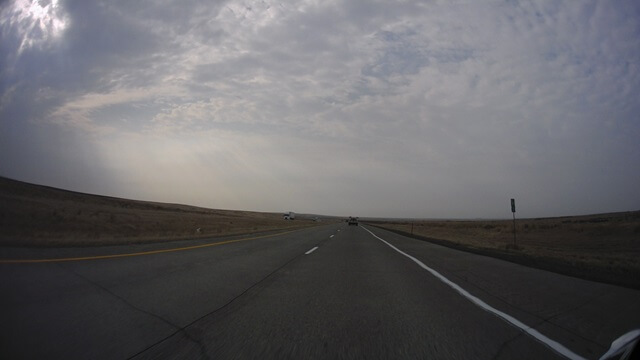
1 0 639 218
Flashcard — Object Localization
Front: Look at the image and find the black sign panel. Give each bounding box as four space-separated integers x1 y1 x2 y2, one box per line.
511 198 516 213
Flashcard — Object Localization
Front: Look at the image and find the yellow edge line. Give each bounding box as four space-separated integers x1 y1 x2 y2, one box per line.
0 229 299 264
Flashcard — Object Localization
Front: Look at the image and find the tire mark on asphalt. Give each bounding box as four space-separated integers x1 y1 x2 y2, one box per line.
440 265 606 352
365 226 606 353
60 263 211 360
128 235 333 359
361 225 587 360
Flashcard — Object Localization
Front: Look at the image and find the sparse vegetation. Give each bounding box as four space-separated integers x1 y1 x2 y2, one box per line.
0 177 319 247
368 212 640 289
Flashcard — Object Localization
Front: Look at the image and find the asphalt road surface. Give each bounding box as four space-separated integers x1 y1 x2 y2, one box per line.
1 223 639 359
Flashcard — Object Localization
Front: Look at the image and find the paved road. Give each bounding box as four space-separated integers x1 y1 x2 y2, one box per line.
1 223 639 359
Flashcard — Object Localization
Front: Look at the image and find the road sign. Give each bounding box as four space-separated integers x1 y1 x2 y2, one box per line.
510 198 517 248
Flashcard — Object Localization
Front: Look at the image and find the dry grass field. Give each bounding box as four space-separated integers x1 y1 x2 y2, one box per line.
2 176 638 288
369 213 640 289
0 177 319 247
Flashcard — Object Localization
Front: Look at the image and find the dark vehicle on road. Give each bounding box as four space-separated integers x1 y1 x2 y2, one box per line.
348 217 358 226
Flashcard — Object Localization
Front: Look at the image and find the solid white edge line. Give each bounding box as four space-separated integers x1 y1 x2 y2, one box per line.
305 246 319 255
361 225 587 360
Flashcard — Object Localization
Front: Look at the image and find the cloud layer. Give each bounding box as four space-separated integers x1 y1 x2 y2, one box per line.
1 0 639 218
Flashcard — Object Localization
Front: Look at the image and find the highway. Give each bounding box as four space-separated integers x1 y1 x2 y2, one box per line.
1 223 639 359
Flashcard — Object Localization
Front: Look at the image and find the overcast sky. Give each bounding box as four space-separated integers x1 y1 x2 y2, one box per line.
1 0 639 219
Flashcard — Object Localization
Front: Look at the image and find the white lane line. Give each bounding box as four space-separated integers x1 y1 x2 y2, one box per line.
361 226 586 360
305 246 319 255
330 235 335 238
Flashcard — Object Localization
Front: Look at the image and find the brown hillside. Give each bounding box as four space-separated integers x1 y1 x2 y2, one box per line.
0 177 315 247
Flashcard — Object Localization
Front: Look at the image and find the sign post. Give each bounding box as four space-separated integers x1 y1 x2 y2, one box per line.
510 198 516 248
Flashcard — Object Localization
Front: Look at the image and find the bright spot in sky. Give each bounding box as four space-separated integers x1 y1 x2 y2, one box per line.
4 0 67 53
1 1 639 218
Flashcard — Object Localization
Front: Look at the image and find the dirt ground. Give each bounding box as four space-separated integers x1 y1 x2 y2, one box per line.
2 177 638 288
369 212 640 289
0 177 318 247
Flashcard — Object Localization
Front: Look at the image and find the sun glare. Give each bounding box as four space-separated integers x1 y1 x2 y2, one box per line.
4 0 68 53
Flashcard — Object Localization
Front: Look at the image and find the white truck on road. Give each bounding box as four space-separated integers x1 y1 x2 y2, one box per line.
283 212 296 220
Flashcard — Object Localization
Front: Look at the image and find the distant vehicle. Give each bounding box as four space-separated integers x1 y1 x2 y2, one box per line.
283 212 295 220
348 216 358 226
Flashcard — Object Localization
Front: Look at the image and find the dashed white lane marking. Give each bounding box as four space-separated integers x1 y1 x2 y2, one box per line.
361 226 586 360
305 246 319 255
330 235 334 238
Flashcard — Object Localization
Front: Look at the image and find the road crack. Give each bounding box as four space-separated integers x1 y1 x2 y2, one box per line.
127 237 331 359
440 266 609 351
491 331 523 360
58 263 211 360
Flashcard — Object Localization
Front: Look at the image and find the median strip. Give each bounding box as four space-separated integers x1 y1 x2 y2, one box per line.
0 229 300 264
361 225 587 360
